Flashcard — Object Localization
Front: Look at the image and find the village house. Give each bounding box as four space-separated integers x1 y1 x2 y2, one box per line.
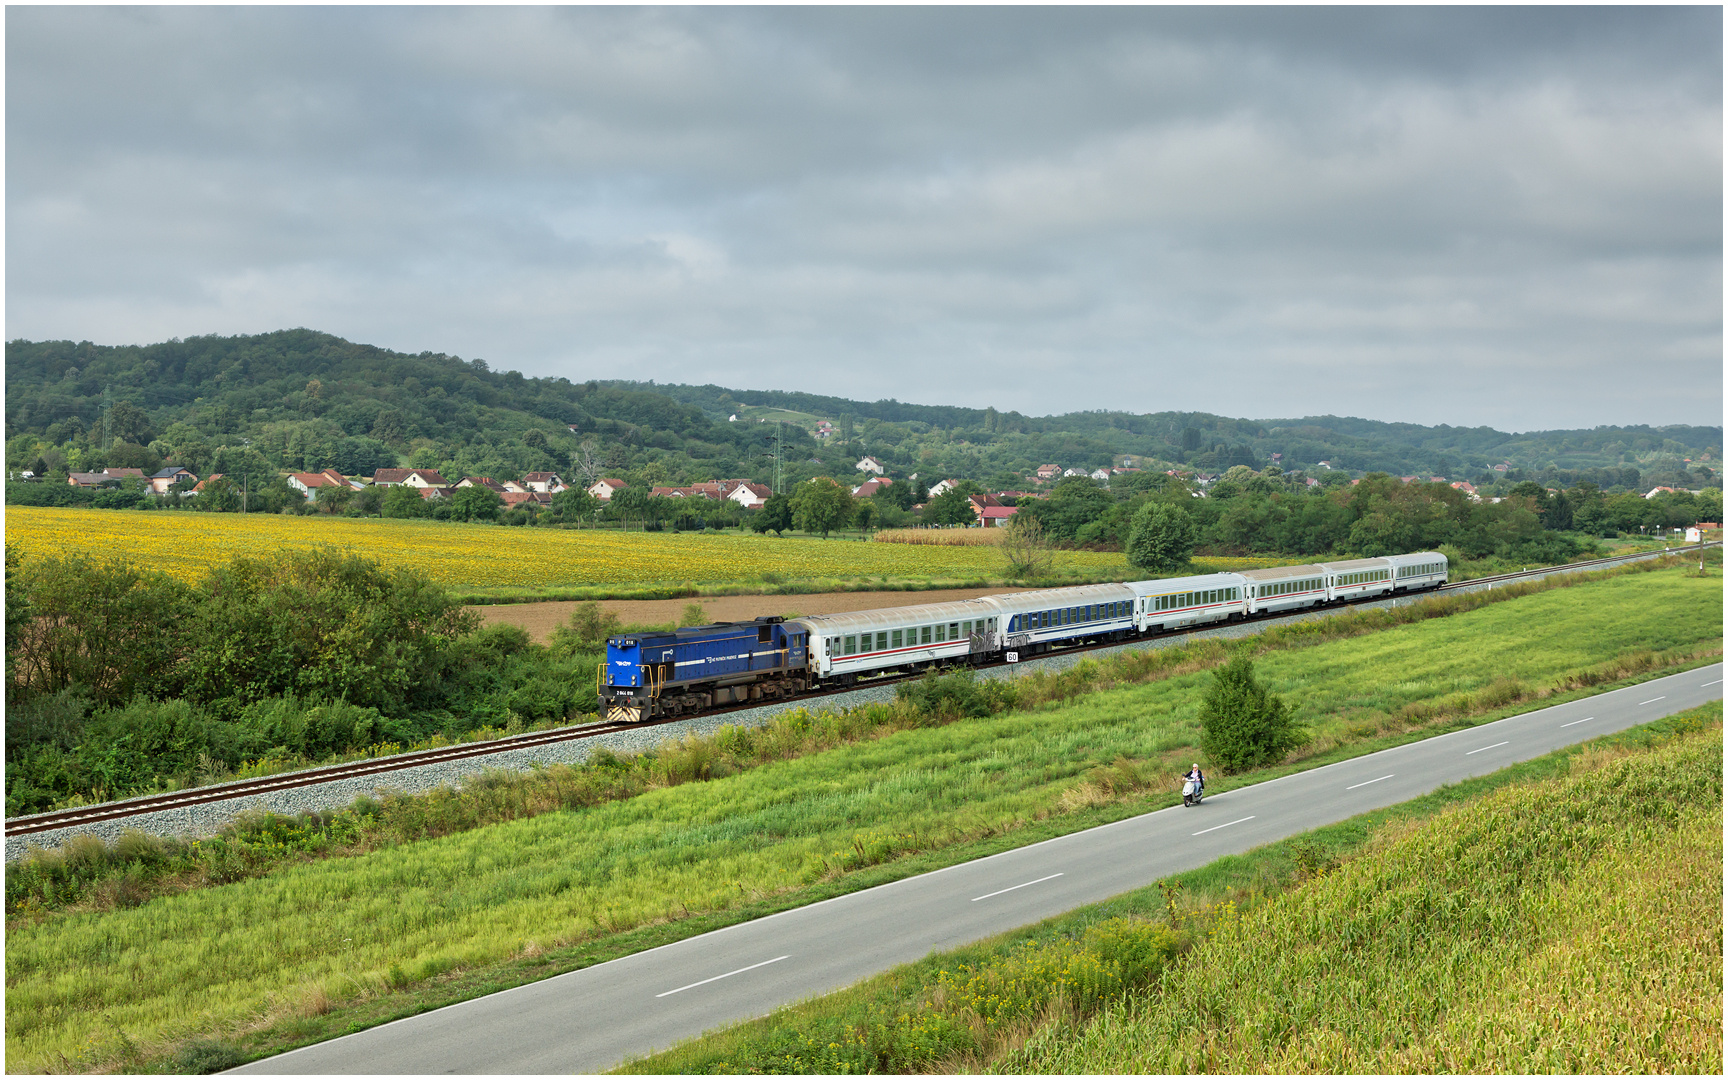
286 469 357 501
729 482 773 509
371 468 448 489
1035 464 1062 481
520 472 566 493
501 492 553 509
189 473 224 495
147 466 196 494
852 477 893 498
855 455 886 475
456 477 509 494
67 467 147 488
588 478 627 501
926 478 961 498
969 493 1017 528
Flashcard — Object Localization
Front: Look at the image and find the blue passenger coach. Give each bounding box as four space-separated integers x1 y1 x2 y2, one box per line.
601 617 808 723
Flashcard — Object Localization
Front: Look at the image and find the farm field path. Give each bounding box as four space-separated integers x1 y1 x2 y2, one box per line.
234 664 1724 1075
477 588 1037 644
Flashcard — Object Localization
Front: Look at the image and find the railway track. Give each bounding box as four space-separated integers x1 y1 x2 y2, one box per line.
7 543 1708 839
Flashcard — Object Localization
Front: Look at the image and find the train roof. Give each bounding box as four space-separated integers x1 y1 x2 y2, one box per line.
1379 551 1448 565
795 597 999 634
1123 572 1248 597
1236 564 1328 581
1317 557 1389 572
608 616 786 647
983 582 1136 611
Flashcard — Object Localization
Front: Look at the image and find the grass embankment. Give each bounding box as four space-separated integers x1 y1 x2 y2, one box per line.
622 708 1721 1074
4 562 1720 1072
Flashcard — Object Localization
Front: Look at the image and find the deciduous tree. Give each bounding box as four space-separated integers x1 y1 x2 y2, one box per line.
791 477 852 538
1126 501 1196 571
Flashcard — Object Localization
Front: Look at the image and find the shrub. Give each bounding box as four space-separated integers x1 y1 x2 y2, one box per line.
172 1039 246 1074
896 668 1015 722
550 601 623 656
1197 654 1306 772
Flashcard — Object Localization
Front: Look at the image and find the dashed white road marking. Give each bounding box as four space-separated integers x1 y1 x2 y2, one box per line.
1638 696 1667 706
1466 741 1510 755
1193 816 1255 836
656 956 789 998
971 873 1064 903
1346 774 1394 791
1560 716 1596 728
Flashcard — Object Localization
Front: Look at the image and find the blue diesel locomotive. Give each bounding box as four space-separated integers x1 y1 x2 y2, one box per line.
601 616 809 723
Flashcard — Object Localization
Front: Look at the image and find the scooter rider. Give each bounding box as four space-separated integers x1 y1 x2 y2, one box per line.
1182 763 1204 798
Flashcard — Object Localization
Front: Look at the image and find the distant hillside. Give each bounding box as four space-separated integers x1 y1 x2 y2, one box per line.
5 330 1719 495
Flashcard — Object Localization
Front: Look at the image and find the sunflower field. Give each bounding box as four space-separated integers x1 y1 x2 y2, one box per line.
5 508 1142 590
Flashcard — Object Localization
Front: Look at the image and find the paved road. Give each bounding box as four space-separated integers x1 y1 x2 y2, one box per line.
236 663 1723 1075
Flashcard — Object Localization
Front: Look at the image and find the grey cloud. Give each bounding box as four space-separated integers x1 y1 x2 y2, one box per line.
6 6 1720 430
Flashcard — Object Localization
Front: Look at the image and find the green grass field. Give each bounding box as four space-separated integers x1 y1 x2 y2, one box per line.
620 710 1721 1074
4 564 1721 1072
1002 725 1722 1074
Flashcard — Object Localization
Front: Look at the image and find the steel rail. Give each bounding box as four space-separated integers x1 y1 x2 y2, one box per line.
8 543 1708 838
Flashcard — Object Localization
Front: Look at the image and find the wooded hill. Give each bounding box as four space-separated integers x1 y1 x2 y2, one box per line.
5 330 1719 495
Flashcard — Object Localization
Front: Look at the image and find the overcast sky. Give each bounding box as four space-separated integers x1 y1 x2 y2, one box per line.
7 6 1721 431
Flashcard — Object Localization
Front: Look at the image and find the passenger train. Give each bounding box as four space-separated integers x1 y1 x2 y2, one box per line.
600 551 1448 723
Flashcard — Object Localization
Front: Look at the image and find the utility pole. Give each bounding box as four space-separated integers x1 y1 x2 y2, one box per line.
775 421 784 495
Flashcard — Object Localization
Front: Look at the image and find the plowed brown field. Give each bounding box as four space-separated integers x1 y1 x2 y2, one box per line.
474 587 1037 644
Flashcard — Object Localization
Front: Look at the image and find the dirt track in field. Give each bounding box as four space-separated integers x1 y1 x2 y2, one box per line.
474 587 1036 644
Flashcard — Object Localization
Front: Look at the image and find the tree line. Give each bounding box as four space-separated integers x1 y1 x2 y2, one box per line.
3 549 613 815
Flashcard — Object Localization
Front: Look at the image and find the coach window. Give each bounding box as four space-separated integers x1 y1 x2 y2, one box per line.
843 635 856 655
873 632 886 652
951 622 962 638
920 625 932 645
891 630 903 649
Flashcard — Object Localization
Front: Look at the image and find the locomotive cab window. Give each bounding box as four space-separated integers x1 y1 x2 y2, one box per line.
759 625 773 643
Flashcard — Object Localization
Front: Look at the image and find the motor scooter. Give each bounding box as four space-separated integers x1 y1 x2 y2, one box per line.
1182 777 1204 807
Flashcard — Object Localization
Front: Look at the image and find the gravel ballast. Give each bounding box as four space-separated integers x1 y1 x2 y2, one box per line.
4 553 1673 861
